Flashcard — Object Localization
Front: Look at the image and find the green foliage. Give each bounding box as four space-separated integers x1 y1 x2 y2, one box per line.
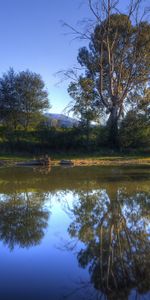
68 77 99 123
78 14 150 106
136 88 150 118
16 70 50 130
68 76 100 148
0 116 149 155
119 111 150 149
0 68 20 130
70 1 150 147
0 68 50 130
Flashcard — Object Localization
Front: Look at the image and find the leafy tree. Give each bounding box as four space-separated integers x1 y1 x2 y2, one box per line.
0 68 20 130
67 0 150 147
0 68 50 130
119 110 150 149
136 87 150 118
16 70 50 130
68 76 100 147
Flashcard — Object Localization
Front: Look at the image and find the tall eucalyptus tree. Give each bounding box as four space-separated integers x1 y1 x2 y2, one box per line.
67 0 150 147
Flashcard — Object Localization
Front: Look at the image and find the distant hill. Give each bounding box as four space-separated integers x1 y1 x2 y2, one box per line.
44 113 79 128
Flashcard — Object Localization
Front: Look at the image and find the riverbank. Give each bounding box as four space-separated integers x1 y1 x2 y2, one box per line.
0 153 150 167
54 157 150 166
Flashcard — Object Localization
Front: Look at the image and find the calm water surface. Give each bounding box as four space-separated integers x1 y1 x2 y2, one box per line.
0 165 150 300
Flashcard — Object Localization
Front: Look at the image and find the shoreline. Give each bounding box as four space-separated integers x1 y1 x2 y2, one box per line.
52 158 150 167
0 156 150 167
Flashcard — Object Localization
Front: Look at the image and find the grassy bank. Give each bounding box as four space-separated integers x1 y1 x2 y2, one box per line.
0 152 150 167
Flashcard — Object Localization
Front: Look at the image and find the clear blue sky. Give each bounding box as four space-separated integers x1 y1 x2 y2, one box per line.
0 0 130 114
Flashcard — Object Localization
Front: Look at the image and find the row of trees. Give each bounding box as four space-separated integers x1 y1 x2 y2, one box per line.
0 68 50 130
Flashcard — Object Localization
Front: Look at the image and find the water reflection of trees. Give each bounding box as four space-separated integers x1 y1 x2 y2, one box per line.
67 187 150 300
0 192 50 250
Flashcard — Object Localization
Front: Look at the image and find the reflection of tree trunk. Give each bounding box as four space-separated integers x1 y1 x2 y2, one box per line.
100 226 103 283
102 188 130 290
117 229 127 278
25 191 30 212
107 224 114 288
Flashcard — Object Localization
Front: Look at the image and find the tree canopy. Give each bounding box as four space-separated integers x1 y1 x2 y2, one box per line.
68 76 100 147
0 68 50 130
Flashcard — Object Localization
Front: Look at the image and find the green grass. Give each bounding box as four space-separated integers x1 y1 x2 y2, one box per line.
47 150 150 160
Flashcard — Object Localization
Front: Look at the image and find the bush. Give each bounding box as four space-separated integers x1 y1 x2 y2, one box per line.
119 111 150 149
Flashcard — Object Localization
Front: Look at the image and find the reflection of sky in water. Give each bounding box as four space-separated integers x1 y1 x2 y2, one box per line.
129 290 150 300
0 191 89 300
0 180 149 299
